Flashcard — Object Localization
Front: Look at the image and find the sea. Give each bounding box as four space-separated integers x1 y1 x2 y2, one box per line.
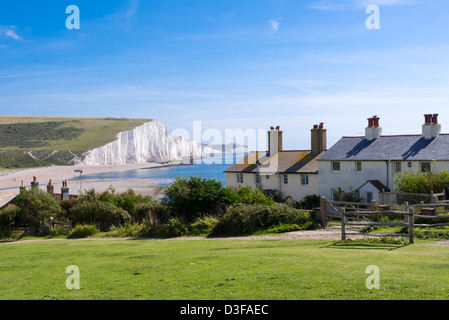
80 153 246 186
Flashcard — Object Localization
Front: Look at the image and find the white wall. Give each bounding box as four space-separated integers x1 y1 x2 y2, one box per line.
225 172 319 202
318 160 449 200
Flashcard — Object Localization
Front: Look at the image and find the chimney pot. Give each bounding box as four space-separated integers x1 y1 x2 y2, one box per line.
432 114 439 124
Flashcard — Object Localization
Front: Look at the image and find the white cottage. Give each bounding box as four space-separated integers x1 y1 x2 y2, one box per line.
224 124 327 202
317 114 449 202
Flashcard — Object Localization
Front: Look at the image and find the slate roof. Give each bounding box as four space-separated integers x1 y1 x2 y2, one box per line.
224 150 323 174
318 134 449 161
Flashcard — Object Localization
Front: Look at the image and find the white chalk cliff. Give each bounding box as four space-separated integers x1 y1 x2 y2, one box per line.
78 120 214 166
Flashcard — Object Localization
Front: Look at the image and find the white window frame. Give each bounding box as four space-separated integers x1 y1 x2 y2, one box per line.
237 173 244 184
301 174 309 186
394 162 401 173
283 174 288 185
356 161 362 173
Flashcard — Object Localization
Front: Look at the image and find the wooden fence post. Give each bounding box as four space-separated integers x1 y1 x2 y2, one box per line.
408 207 414 244
404 201 409 226
341 208 346 241
320 196 327 229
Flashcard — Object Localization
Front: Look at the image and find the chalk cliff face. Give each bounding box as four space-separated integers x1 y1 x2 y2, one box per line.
79 120 213 166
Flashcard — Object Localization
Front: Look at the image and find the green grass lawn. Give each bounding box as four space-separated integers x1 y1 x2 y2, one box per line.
0 238 448 300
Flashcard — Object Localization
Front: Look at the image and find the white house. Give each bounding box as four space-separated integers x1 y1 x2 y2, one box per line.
317 114 449 202
224 124 327 202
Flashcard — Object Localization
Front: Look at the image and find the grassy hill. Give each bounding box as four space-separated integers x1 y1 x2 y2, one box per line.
0 116 151 169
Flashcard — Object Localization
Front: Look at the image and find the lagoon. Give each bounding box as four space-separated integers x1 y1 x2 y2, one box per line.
80 153 246 186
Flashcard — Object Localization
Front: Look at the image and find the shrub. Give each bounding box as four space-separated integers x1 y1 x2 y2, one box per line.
211 203 320 236
98 187 153 217
68 224 100 238
299 195 321 210
107 222 153 238
394 169 449 194
0 207 20 237
164 176 275 221
49 224 69 237
14 188 62 231
68 200 131 231
134 201 172 225
233 185 274 206
156 217 188 238
59 198 79 215
187 216 219 236
163 176 229 220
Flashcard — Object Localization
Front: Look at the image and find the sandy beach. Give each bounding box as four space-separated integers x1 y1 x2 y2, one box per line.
0 162 167 207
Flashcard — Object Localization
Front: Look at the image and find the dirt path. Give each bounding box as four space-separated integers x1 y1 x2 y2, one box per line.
2 227 448 245
0 227 370 245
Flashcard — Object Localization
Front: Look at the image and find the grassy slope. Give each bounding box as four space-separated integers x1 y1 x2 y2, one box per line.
0 239 448 300
0 116 151 151
0 116 151 168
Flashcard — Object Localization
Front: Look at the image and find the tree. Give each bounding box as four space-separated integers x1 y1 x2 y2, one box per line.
14 188 62 230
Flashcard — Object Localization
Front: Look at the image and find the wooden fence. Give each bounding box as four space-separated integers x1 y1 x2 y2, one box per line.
319 197 449 244
378 190 445 206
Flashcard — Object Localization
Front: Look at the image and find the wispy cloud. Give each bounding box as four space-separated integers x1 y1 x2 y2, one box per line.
269 19 280 33
0 26 21 40
126 0 140 18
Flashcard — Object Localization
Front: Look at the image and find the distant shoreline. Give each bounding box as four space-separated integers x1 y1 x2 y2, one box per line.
0 162 168 208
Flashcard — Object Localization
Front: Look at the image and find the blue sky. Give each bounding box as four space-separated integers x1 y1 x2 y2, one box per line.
1 0 449 150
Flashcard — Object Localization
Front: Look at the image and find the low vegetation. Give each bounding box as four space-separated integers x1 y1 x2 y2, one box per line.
0 116 150 168
0 176 320 240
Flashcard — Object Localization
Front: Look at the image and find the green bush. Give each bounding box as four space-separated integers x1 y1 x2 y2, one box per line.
299 195 321 210
107 222 153 238
133 201 172 224
0 207 20 237
14 188 62 231
156 217 188 238
68 200 131 231
394 169 449 194
163 176 230 220
49 225 69 237
211 203 320 236
187 216 219 236
68 224 100 238
98 187 153 217
233 185 274 206
163 176 274 221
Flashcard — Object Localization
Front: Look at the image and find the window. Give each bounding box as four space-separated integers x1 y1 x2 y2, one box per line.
283 174 288 185
266 175 270 180
421 162 431 172
237 173 243 184
366 192 373 203
356 161 362 172
394 162 401 173
301 174 309 186
408 162 412 169
332 161 341 172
